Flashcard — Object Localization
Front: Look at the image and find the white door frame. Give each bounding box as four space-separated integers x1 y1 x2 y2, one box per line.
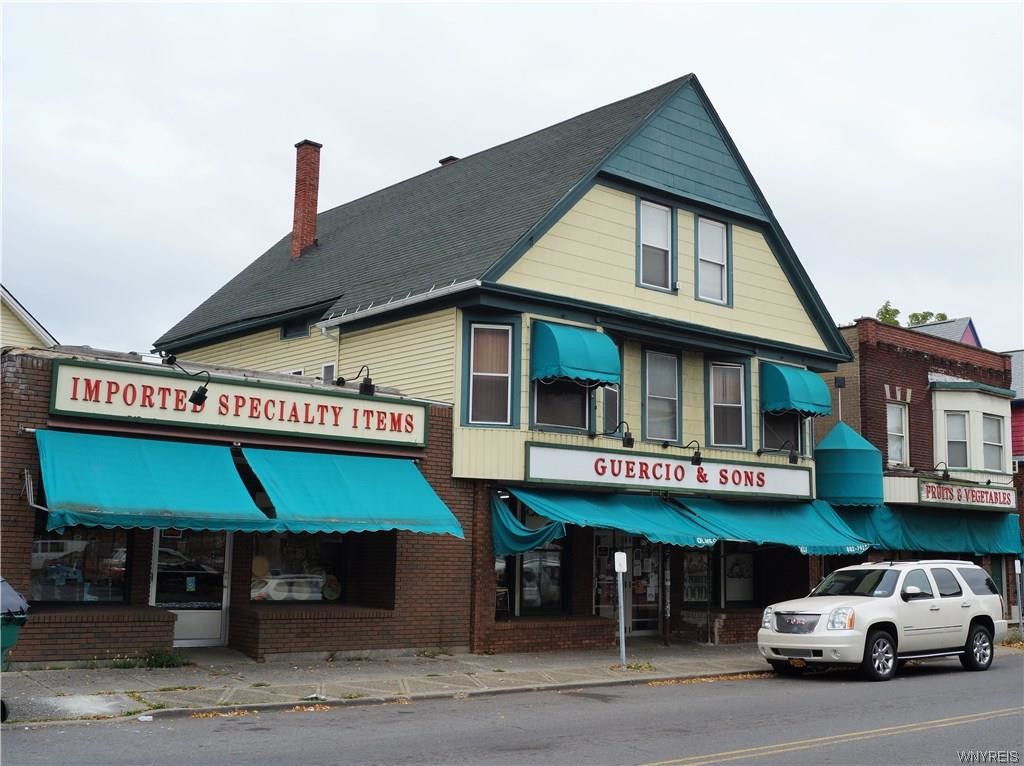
149 530 233 647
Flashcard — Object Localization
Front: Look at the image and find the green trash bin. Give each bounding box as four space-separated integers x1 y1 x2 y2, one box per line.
1 576 29 723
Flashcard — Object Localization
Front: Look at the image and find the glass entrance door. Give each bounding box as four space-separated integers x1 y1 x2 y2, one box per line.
150 530 231 646
593 531 661 635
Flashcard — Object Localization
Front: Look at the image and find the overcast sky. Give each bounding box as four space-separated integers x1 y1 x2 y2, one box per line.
3 3 1022 355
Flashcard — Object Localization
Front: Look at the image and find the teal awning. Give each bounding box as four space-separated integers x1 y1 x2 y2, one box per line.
815 422 883 506
674 497 868 555
761 363 831 416
530 322 621 384
37 430 276 533
834 504 1022 556
508 488 718 547
242 448 464 537
492 494 566 555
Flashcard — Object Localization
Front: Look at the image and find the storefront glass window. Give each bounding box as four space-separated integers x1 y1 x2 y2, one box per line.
30 512 127 603
495 504 565 617
251 533 343 602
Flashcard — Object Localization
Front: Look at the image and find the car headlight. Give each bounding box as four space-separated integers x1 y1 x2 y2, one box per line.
761 606 774 630
827 607 855 630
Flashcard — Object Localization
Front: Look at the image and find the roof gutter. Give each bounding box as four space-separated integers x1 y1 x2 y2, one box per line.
316 279 481 333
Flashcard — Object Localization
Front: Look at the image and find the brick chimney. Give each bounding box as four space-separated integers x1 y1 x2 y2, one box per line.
291 139 323 259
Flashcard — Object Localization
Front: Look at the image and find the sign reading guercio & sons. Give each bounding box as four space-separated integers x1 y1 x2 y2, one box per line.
50 360 427 446
525 444 811 499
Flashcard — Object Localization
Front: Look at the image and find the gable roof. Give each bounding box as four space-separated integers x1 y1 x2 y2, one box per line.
909 317 980 347
155 76 689 350
155 75 848 361
2 284 58 347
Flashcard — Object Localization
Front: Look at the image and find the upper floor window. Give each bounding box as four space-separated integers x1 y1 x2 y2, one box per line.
886 402 908 466
763 412 799 452
982 415 1004 470
697 218 728 303
710 363 745 447
281 316 310 340
469 324 512 424
602 382 620 434
639 201 672 291
644 351 679 442
535 379 589 430
321 363 336 384
945 412 968 468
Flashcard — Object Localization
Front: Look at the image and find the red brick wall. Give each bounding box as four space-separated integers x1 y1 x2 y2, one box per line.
11 607 175 663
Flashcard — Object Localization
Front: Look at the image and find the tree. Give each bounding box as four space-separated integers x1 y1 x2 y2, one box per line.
876 300 900 326
907 311 948 326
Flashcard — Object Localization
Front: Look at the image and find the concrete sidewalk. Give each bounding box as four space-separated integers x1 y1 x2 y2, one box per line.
0 641 768 726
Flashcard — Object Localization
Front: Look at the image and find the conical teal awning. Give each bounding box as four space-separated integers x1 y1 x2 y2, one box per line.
761 363 831 416
530 322 621 384
815 422 883 506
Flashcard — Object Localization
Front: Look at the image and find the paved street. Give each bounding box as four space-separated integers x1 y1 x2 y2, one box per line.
4 653 1021 766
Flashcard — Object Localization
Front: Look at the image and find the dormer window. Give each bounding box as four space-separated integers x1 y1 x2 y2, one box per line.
281 316 310 340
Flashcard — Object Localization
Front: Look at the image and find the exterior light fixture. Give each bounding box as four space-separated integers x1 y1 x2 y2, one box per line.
160 353 211 408
590 421 634 449
682 440 702 466
338 366 375 396
757 440 799 464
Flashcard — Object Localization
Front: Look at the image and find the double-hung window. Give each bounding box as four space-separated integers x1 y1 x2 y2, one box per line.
697 218 728 303
639 201 672 290
644 351 679 442
982 415 1004 471
469 324 512 424
945 412 968 468
886 402 908 466
602 381 620 434
710 363 745 447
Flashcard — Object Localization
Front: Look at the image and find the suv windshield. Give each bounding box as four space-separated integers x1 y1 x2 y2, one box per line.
810 568 900 598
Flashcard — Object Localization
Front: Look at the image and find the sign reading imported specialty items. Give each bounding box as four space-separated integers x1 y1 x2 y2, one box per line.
918 479 1017 511
525 444 811 499
50 360 427 446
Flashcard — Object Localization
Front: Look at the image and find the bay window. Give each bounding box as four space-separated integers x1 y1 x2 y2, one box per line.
982 415 1004 471
945 412 968 468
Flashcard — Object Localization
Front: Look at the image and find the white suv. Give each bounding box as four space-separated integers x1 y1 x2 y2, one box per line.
757 560 1008 681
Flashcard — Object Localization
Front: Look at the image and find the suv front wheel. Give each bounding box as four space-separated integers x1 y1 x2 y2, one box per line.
861 629 897 681
959 624 993 671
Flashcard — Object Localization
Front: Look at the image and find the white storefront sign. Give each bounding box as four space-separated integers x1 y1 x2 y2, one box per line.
525 444 811 499
918 479 1017 511
50 360 427 446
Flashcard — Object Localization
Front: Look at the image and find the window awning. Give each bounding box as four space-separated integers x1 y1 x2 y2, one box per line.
530 322 621 385
834 504 1022 556
673 497 868 555
242 448 464 537
508 488 718 548
36 430 276 533
492 493 566 555
761 363 831 416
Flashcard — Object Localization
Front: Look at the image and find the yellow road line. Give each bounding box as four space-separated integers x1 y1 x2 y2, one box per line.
642 706 1023 766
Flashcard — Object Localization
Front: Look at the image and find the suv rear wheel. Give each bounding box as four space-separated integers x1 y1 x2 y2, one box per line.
959 624 993 671
861 629 897 681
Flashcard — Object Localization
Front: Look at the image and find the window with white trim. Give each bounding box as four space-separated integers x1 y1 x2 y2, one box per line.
945 412 968 468
710 363 745 447
697 218 727 303
469 324 512 424
644 351 679 442
886 402 908 466
602 382 620 433
982 414 1004 471
639 201 672 290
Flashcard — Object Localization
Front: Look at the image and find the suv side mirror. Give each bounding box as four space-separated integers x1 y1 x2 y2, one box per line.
901 585 923 602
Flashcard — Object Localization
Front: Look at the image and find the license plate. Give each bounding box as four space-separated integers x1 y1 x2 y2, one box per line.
788 658 807 668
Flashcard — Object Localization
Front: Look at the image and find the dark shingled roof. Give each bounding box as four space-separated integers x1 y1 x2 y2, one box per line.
155 76 691 349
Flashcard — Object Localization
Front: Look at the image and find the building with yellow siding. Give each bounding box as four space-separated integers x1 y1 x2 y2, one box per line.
154 75 867 652
2 285 57 349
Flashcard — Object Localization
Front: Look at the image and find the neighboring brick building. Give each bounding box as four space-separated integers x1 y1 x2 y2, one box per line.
814 318 1022 618
1 347 473 662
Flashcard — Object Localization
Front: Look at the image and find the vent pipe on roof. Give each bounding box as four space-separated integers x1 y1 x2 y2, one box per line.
438 155 459 166
291 139 323 259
